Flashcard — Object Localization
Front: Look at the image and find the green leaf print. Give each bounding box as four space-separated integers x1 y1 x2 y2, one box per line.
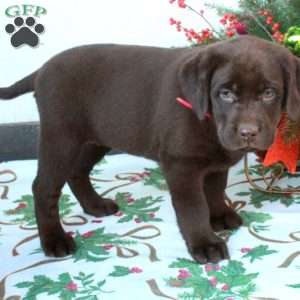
242 245 278 263
143 167 168 190
90 158 107 177
73 227 136 262
287 283 300 288
238 188 300 208
15 272 109 300
115 192 164 223
167 258 258 300
109 266 131 277
240 211 272 227
4 194 76 226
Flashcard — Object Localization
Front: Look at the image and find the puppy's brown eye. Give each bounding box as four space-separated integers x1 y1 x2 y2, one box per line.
219 89 236 103
262 88 276 103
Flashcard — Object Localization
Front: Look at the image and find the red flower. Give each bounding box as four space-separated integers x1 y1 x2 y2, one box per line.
222 284 229 291
149 213 155 218
241 247 252 253
81 231 94 238
65 281 78 291
130 267 143 273
177 269 191 279
16 203 27 209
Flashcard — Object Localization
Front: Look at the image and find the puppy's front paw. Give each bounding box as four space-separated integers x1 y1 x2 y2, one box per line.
211 208 243 232
189 235 229 264
41 232 76 257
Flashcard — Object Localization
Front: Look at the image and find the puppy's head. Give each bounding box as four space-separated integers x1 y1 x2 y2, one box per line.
178 36 300 152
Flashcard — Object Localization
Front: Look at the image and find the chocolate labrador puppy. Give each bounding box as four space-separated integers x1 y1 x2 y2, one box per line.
1 36 299 263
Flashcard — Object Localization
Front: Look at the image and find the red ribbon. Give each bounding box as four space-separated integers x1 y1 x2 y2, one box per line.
176 97 211 119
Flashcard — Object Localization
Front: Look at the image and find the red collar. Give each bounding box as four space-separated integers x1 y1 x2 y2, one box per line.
176 97 212 119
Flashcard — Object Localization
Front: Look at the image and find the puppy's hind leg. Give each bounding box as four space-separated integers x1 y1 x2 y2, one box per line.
68 143 119 217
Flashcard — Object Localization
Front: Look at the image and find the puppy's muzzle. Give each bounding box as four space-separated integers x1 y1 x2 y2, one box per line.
238 123 260 147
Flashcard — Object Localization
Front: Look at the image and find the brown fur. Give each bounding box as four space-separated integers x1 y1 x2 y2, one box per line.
1 36 300 263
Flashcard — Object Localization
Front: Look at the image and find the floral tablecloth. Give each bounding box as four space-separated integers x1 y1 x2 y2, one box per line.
0 154 300 300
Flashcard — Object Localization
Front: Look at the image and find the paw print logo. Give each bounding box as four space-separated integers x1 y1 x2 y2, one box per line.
5 16 45 48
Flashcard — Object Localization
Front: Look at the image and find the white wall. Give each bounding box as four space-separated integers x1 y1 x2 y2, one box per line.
0 0 236 123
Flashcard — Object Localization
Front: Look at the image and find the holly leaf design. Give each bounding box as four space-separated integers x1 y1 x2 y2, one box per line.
240 210 272 227
242 245 278 263
15 272 110 300
90 158 107 176
167 259 258 300
109 266 131 277
143 167 168 190
115 193 164 223
4 194 76 226
287 283 300 288
73 227 136 262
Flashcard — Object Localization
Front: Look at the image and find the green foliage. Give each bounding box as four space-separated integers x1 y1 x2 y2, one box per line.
242 245 278 262
15 272 107 300
115 192 164 223
4 194 76 226
284 26 300 56
209 0 300 39
143 167 168 190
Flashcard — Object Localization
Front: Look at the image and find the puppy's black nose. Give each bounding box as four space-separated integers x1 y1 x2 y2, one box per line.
238 124 259 140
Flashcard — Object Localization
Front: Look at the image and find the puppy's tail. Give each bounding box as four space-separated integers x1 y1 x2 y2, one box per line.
0 71 37 100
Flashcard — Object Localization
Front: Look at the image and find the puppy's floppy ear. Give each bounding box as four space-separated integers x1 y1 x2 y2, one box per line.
178 49 220 120
283 57 300 121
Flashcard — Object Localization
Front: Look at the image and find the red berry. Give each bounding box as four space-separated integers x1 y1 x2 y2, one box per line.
272 23 281 31
235 22 247 35
16 203 27 209
82 231 94 238
135 217 142 223
266 16 273 25
241 247 252 253
130 267 143 273
226 31 235 37
103 244 113 250
205 264 213 272
169 18 177 26
209 277 217 286
263 10 269 16
220 18 226 25
222 284 229 291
